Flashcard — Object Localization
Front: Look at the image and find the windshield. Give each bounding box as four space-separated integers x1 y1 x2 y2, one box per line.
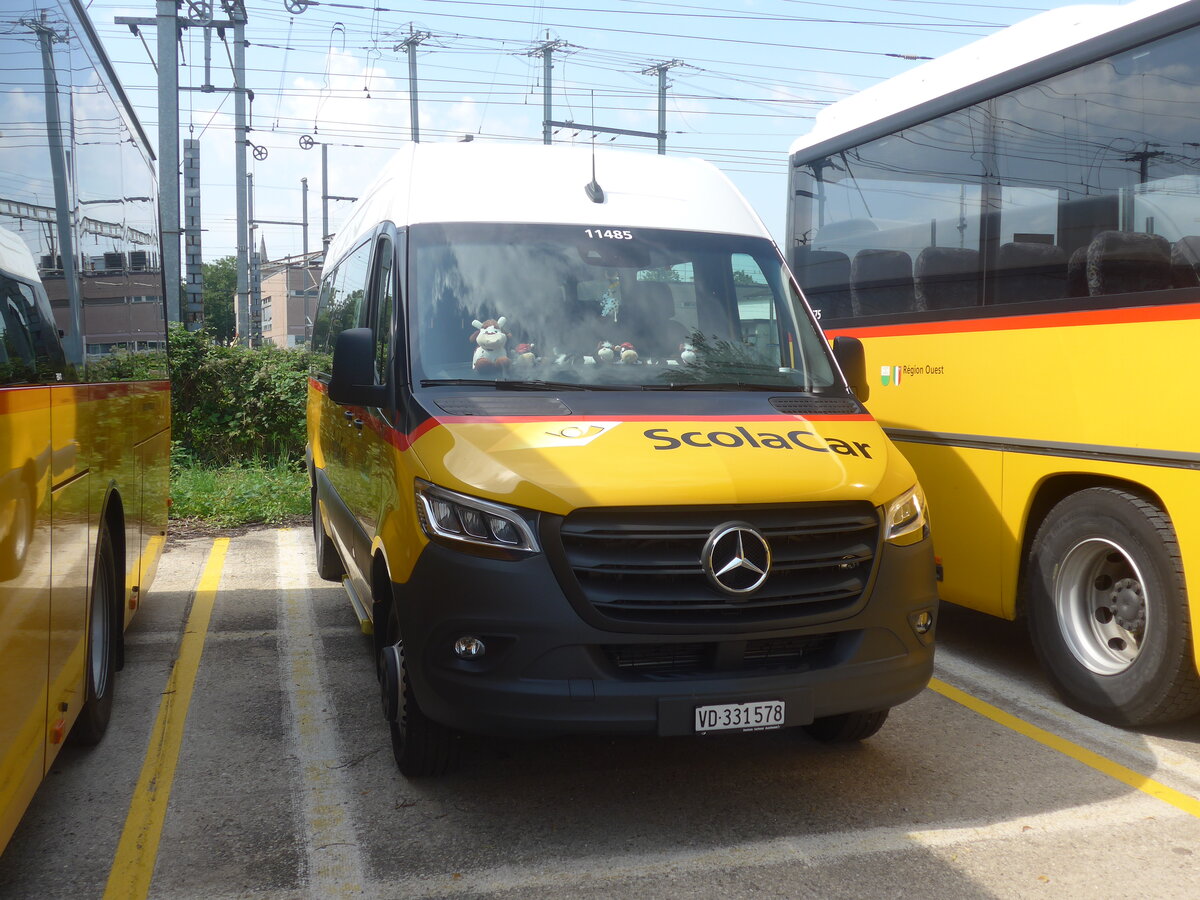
409 223 837 390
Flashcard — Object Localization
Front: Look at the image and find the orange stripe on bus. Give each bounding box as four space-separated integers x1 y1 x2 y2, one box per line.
825 301 1200 339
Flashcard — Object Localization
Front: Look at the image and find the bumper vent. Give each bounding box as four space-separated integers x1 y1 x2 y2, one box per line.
604 634 840 677
555 503 879 626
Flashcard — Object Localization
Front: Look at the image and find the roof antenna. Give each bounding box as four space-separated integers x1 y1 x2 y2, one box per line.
585 89 605 203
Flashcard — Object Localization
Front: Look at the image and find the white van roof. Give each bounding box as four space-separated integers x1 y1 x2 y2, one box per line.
326 142 769 266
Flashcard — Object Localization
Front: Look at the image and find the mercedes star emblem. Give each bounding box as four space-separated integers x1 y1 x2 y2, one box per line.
702 523 771 596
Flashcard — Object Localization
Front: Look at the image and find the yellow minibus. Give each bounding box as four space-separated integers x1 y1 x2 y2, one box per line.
309 142 937 775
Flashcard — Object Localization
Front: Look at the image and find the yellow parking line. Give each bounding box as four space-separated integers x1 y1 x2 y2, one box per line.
103 538 230 900
929 677 1200 819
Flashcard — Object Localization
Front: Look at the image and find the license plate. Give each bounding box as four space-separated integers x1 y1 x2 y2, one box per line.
694 700 785 733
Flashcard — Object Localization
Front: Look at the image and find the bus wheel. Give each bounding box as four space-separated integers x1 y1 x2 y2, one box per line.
72 526 118 745
1027 487 1200 726
311 484 344 582
380 604 459 777
803 709 889 742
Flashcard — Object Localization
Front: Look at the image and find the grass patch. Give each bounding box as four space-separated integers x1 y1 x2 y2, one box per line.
171 458 308 528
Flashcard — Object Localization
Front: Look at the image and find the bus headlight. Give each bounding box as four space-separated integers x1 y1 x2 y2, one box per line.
415 479 540 555
883 485 928 546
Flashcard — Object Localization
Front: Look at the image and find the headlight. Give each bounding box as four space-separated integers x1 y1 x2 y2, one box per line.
883 484 928 546
415 479 540 555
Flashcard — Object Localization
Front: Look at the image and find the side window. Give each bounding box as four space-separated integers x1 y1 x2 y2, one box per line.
311 239 373 360
310 273 337 357
371 236 394 385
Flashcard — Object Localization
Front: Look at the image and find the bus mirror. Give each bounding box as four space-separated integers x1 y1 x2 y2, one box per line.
329 327 389 407
832 335 869 402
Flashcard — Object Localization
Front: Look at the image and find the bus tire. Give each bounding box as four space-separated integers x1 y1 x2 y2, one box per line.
803 708 889 742
1027 487 1200 726
311 483 344 582
382 603 459 777
72 526 118 746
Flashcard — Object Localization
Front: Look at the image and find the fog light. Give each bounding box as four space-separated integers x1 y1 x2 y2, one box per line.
454 636 486 659
912 611 934 635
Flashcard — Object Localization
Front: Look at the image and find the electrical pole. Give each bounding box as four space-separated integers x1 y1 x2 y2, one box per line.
397 30 430 142
641 60 683 155
232 4 250 346
527 38 568 145
322 142 329 256
157 0 182 324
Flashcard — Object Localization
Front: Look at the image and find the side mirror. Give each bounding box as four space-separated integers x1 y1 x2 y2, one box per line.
329 327 390 407
832 335 869 403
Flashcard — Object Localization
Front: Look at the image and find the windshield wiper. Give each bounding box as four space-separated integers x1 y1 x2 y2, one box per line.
420 378 617 391
648 381 798 391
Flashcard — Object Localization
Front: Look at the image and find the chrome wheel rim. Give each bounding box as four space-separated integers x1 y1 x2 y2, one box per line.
1054 537 1146 675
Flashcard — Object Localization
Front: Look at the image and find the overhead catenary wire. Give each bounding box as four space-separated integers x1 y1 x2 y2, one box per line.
81 0 1080 260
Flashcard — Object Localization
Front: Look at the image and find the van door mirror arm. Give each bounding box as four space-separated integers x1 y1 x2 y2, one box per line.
329 327 391 407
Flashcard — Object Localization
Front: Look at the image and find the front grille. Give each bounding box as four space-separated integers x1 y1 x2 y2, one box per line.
556 503 879 626
603 633 840 678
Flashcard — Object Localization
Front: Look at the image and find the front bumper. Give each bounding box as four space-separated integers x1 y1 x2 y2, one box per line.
391 537 937 738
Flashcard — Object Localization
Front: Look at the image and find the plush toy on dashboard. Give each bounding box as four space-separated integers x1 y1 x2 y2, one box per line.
471 317 510 371
679 340 697 365
512 342 536 367
616 341 639 364
595 340 615 363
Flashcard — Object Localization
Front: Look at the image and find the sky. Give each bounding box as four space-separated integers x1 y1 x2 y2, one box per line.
86 0 1136 263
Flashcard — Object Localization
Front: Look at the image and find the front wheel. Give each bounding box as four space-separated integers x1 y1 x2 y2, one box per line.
380 604 459 777
1027 487 1200 726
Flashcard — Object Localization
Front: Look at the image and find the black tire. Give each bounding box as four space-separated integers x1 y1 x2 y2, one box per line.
382 603 459 777
1026 487 1200 726
312 483 344 582
71 526 117 746
803 709 889 743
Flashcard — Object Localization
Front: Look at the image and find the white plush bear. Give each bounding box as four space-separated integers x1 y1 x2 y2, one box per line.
471 317 510 371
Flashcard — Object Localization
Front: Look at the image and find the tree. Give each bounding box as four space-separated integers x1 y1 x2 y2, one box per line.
202 256 237 343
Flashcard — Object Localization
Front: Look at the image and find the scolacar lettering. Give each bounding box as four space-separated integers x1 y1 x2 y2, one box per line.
643 427 872 458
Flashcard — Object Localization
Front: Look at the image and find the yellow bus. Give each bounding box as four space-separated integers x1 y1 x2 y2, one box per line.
0 0 170 851
787 0 1200 727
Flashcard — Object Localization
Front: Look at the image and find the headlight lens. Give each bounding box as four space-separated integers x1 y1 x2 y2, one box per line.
883 484 928 546
415 480 539 554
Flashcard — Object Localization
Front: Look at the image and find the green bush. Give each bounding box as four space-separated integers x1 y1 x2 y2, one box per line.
170 450 309 527
168 325 319 466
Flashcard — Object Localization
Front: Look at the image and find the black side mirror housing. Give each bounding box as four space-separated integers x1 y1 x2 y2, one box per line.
832 335 869 403
329 327 390 407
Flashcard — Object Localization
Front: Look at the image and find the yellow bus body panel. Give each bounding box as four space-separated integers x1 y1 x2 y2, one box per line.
833 303 1200 671
0 380 169 851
